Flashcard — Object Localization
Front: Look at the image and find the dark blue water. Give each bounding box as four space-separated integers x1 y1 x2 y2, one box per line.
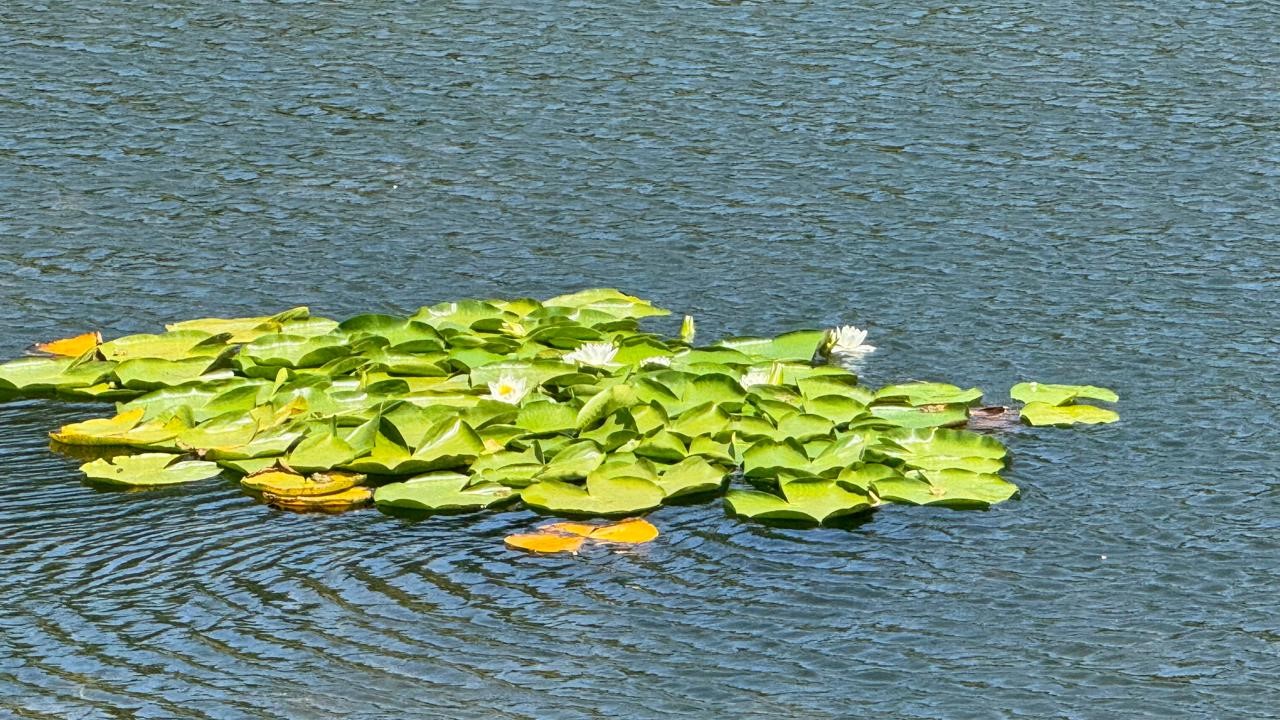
2 1 1278 717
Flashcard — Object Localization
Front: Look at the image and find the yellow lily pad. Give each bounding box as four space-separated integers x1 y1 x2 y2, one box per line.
241 467 365 496
504 533 585 554
263 486 373 512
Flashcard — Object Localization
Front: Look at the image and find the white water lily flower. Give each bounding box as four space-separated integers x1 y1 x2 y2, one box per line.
487 374 530 404
826 325 876 356
640 356 672 368
563 342 618 367
739 367 771 388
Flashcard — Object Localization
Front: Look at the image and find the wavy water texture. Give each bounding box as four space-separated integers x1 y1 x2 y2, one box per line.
1 1 1279 718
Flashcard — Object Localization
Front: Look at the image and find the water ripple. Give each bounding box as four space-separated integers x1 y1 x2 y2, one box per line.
3 0 1279 717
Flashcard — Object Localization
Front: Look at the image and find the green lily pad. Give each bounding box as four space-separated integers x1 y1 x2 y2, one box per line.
876 427 1007 473
50 408 184 447
656 456 727 498
803 394 866 425
99 331 228 362
536 441 605 481
1011 382 1118 406
337 315 444 352
374 472 517 513
166 307 312 342
520 475 665 517
867 403 969 429
773 413 835 442
113 357 222 390
1020 402 1119 426
241 334 352 369
575 384 638 430
872 469 1018 508
715 330 826 363
516 401 579 435
667 402 733 441
741 439 809 479
285 430 359 473
404 418 485 472
0 357 115 394
80 453 221 488
633 430 688 463
876 382 983 406
543 288 670 320
836 463 902 492
725 477 871 525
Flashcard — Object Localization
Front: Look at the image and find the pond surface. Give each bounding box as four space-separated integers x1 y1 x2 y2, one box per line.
2 1 1279 717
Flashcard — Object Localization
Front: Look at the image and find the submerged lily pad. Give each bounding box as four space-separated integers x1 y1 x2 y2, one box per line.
80 453 221 488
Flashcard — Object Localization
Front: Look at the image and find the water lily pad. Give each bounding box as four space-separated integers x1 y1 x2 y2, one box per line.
741 439 808 479
715 330 826 363
241 334 352 369
166 307 312 343
50 408 183 447
867 403 969 429
337 315 444 352
576 384 638 430
1020 402 1119 426
543 288 670 319
113 357 222 390
99 331 227 362
33 331 102 358
876 427 1007 472
876 382 983 406
504 532 585 554
285 430 358 473
80 453 221 487
656 456 727 498
836 463 902 491
242 467 364 496
588 518 660 543
667 402 733 441
725 477 871 525
0 357 115 394
536 441 605 481
521 475 665 517
516 401 579 435
802 394 866 425
375 472 517 512
872 469 1018 508
401 417 485 472
633 430 687 463
1011 382 1118 406
263 486 373 512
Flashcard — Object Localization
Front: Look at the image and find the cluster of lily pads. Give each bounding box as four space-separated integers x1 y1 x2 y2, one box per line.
0 289 1118 526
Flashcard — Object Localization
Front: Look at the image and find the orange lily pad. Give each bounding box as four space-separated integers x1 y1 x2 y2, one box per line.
504 533 585 554
506 518 660 553
589 518 659 544
34 332 102 357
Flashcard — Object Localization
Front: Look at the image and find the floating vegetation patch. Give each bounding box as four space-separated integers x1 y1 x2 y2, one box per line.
0 290 1118 530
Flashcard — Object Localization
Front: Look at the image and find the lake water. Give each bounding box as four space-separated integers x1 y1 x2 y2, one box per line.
2 1 1278 717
